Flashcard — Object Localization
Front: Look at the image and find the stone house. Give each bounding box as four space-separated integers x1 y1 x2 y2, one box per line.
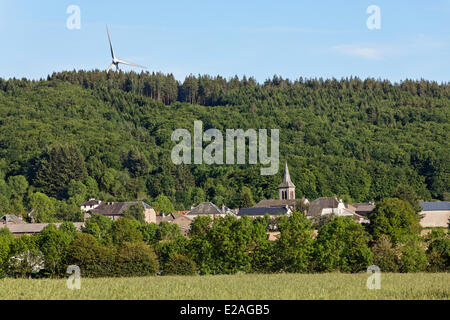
80 199 102 212
86 201 157 224
187 202 233 219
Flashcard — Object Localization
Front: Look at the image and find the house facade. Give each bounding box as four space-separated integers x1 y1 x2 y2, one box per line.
420 201 450 228
81 199 102 212
307 197 369 224
171 215 194 236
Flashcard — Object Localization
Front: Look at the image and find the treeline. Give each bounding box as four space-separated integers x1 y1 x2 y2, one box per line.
0 71 449 221
6 71 448 105
0 198 448 278
3 71 449 107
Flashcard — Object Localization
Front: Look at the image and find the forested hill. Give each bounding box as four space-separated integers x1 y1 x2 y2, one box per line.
0 71 449 219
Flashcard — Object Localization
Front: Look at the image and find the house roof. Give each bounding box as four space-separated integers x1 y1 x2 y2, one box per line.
90 201 153 216
279 161 296 189
82 199 101 206
420 201 450 212
188 202 224 215
1 215 25 224
254 199 298 208
351 203 376 216
238 206 289 216
172 215 193 227
2 222 84 234
308 198 341 216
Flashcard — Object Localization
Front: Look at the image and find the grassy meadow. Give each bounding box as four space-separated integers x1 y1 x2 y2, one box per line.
0 273 448 300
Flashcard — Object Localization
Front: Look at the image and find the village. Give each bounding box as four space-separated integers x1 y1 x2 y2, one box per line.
1 162 449 238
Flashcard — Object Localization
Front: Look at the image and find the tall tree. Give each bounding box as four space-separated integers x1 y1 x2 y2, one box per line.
34 145 87 199
368 198 422 245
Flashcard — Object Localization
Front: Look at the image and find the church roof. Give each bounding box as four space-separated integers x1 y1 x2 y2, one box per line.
278 161 295 189
254 199 297 208
238 206 289 216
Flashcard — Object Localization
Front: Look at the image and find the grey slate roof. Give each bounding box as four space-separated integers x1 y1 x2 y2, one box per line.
254 199 298 208
308 198 340 216
420 201 450 211
238 206 289 216
188 202 223 215
90 201 153 216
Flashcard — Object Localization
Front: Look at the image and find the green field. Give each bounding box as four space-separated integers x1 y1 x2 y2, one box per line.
0 273 449 300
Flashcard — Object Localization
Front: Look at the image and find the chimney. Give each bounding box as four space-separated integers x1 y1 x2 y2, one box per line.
222 204 225 214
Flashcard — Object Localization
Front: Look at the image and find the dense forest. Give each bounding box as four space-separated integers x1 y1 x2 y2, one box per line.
0 71 449 222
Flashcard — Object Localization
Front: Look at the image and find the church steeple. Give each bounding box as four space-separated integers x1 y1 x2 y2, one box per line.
278 161 296 200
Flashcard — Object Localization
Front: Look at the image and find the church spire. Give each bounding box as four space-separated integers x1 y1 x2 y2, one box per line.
283 161 292 185
279 161 295 188
278 161 296 200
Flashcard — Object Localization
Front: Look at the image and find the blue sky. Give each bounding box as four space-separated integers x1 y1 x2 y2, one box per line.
1 0 449 83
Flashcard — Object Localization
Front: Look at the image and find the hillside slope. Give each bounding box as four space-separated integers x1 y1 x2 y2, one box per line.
0 72 448 217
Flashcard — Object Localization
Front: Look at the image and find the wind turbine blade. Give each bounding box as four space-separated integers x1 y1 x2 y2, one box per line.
117 59 147 69
106 64 115 73
106 25 115 59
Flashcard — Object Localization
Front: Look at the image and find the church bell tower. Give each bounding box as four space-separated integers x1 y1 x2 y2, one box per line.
279 161 296 200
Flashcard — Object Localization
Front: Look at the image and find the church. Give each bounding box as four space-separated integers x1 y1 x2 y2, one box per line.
237 161 309 217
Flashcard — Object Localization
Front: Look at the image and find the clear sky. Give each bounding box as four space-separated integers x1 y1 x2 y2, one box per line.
1 0 449 83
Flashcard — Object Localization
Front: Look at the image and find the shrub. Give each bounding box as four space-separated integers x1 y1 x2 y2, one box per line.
38 224 73 277
111 218 143 245
115 242 159 277
157 221 182 241
9 235 43 278
155 236 189 268
399 237 428 273
371 235 400 272
314 217 373 273
139 223 159 245
82 213 113 243
426 236 450 272
368 198 421 245
274 212 314 273
9 249 45 278
68 233 116 278
163 254 197 276
251 240 277 274
0 229 14 277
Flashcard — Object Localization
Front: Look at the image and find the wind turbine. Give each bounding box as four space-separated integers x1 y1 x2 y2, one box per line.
106 25 147 73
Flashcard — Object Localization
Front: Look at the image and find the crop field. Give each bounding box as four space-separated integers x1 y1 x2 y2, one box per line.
0 273 449 300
